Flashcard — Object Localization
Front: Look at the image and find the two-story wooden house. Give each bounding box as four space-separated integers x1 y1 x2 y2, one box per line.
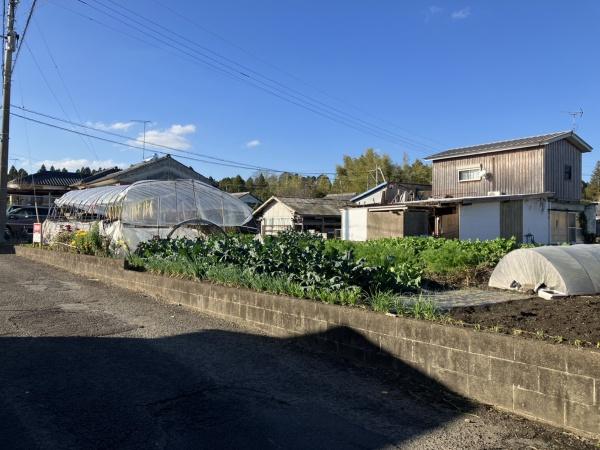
422 131 594 243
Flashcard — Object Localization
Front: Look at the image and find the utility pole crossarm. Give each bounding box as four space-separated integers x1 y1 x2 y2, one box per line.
0 0 18 244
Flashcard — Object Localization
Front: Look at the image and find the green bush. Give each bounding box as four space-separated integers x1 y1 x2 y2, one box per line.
131 232 522 313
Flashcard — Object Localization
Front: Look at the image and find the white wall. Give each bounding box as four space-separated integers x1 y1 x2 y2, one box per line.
341 208 368 241
523 198 549 244
353 190 384 206
459 202 500 241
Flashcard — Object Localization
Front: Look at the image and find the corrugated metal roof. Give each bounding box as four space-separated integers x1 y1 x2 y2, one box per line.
426 131 592 161
254 196 348 217
350 181 388 202
323 192 357 201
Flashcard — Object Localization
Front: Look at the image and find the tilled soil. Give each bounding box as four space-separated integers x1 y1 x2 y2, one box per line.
449 295 600 344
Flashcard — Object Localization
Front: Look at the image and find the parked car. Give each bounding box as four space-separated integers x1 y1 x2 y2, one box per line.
6 206 49 238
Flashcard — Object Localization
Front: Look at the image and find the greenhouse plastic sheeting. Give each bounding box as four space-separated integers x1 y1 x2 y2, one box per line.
44 179 254 252
489 244 600 295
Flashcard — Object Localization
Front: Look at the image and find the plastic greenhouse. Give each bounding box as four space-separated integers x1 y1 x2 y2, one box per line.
489 244 600 295
43 179 255 252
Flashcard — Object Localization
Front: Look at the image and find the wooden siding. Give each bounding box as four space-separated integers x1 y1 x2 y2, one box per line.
432 147 545 198
367 210 404 239
500 200 523 242
544 140 582 201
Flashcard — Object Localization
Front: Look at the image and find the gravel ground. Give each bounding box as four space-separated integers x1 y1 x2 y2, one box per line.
0 254 596 450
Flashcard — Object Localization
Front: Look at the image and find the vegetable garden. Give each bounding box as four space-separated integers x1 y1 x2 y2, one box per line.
127 231 525 316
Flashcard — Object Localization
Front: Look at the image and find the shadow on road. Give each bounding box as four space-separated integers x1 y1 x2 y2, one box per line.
0 326 474 449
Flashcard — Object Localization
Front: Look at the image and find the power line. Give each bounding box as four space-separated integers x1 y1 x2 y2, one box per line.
11 104 334 174
76 0 418 149
31 18 97 155
11 111 346 175
66 0 438 153
11 109 422 183
148 0 445 149
24 42 99 159
94 0 440 151
12 0 37 72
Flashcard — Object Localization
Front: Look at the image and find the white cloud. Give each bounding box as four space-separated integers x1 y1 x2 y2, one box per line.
29 158 125 172
246 139 261 148
128 124 197 150
451 7 471 19
428 5 443 14
86 121 134 132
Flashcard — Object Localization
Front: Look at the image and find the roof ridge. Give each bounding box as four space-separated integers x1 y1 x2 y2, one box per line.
434 130 571 154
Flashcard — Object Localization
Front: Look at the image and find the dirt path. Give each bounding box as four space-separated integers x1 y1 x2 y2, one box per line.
0 255 595 449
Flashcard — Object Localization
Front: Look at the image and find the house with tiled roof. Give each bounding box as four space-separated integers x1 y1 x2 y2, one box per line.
74 154 210 188
8 170 86 208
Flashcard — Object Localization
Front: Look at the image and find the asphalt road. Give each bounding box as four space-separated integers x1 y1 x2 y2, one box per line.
0 254 595 450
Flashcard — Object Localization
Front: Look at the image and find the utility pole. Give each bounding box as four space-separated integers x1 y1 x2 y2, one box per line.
131 119 151 160
0 0 17 244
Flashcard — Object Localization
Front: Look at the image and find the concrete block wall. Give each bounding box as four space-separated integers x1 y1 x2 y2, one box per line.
15 247 600 438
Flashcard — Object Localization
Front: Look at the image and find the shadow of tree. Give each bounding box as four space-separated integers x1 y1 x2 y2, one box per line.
0 326 474 449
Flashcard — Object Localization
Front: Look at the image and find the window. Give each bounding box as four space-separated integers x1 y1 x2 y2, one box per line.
458 168 481 182
567 212 582 243
564 165 572 180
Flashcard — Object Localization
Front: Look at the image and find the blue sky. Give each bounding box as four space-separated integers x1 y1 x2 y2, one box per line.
10 0 600 180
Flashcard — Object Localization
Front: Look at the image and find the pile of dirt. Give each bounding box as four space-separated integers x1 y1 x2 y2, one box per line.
449 295 600 345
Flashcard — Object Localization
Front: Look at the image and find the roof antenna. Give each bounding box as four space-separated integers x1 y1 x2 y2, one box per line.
562 108 583 131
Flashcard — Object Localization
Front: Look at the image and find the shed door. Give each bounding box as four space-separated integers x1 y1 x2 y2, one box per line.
500 200 523 242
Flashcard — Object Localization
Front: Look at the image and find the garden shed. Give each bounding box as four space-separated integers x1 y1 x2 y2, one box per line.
43 179 254 252
489 244 600 295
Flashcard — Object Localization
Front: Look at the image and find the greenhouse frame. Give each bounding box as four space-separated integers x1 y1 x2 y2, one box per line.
43 179 255 252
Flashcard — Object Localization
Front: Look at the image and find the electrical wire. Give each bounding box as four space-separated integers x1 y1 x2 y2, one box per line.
24 42 99 159
64 0 438 153
12 109 422 186
94 0 440 151
10 104 339 175
31 18 97 154
147 0 444 149
12 0 37 72
11 111 346 175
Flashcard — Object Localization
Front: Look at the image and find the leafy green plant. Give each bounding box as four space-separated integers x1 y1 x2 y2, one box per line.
369 291 396 313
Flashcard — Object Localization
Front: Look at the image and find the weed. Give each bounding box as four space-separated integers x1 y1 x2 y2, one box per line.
535 330 545 339
369 291 395 313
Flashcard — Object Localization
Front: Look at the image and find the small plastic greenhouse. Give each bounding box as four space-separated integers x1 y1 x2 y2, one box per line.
43 179 254 252
489 244 600 295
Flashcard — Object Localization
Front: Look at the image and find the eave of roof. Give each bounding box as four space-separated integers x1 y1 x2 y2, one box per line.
350 181 388 202
425 131 593 161
253 196 348 217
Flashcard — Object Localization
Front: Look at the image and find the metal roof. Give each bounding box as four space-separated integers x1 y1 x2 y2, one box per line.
323 192 357 201
350 181 388 202
253 196 349 217
425 131 592 161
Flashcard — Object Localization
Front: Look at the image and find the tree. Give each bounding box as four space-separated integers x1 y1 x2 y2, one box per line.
333 148 395 193
314 175 332 197
394 153 432 184
584 161 600 200
49 165 56 172
38 164 47 173
8 165 18 181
